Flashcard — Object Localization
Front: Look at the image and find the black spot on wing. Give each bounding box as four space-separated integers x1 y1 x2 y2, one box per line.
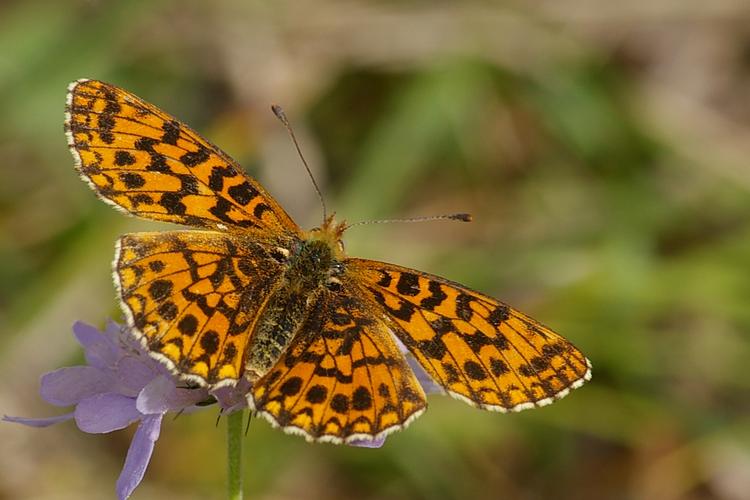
420 280 447 310
148 279 173 300
455 293 474 321
200 330 220 355
134 137 170 173
279 376 303 396
377 383 390 398
377 271 392 288
177 314 198 336
160 192 187 215
370 288 415 321
180 145 211 167
208 165 235 192
161 120 181 145
429 317 453 335
253 203 270 219
417 339 447 359
396 272 420 296
463 329 496 354
148 260 165 272
97 87 120 144
352 386 373 411
306 385 328 404
487 305 510 326
490 358 509 376
330 394 349 414
442 362 460 383
222 342 237 363
463 360 487 381
207 198 259 229
175 174 200 195
134 136 157 151
119 172 145 189
157 301 178 321
146 153 169 172
227 181 258 206
114 151 136 166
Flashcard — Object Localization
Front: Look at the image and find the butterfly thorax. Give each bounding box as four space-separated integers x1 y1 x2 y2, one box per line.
244 221 346 382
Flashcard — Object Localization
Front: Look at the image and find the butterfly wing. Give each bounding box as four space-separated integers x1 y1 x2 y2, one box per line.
66 79 299 234
116 231 284 387
347 259 591 412
249 292 427 443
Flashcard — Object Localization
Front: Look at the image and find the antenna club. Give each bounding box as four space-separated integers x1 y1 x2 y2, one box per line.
452 213 473 222
271 104 289 125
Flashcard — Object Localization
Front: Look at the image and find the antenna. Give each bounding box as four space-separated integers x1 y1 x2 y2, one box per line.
271 104 327 222
345 212 472 231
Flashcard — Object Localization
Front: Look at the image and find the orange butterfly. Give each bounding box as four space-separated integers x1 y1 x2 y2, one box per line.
65 79 591 444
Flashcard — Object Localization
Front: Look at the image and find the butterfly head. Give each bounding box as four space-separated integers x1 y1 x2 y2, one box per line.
305 213 347 259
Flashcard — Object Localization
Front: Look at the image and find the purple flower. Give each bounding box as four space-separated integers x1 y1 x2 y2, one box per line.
4 321 211 500
4 321 441 497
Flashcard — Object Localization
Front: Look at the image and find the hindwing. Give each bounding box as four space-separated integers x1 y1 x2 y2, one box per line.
115 231 283 386
250 291 427 443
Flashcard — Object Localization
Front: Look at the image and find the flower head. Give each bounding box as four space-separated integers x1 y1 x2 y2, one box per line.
4 321 211 499
5 321 439 497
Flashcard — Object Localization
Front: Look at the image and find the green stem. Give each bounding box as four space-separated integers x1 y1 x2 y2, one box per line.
227 410 244 500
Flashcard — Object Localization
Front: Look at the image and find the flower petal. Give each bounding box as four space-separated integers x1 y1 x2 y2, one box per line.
40 366 117 406
406 355 445 395
212 379 250 413
135 377 171 414
137 375 208 414
116 355 159 396
73 321 123 369
3 412 75 427
349 436 386 448
104 320 125 343
116 414 162 500
393 335 444 395
74 393 141 433
72 321 103 349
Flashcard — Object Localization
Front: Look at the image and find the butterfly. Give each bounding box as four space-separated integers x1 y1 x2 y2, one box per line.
65 79 591 444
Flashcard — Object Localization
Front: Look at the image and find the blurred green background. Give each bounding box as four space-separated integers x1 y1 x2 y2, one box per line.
2 1 750 499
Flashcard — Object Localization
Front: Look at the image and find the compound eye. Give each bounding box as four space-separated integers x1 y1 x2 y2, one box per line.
326 276 343 292
270 247 290 263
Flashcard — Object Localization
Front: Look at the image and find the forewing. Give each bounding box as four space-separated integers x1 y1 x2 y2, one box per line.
348 259 591 412
250 293 427 443
116 231 282 386
66 79 299 234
